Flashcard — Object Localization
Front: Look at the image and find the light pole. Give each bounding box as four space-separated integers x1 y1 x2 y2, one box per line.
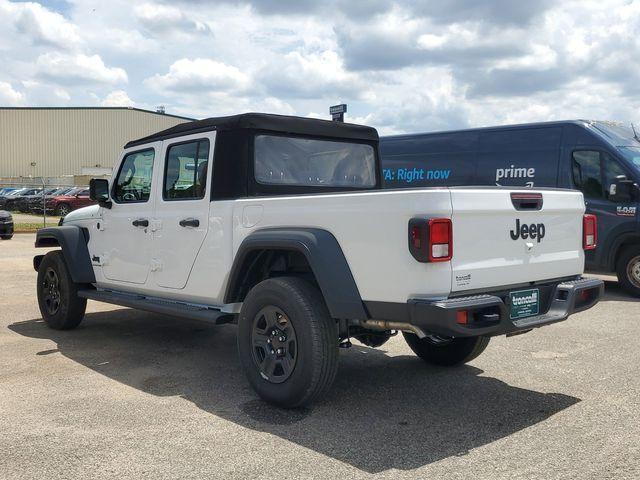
30 162 46 227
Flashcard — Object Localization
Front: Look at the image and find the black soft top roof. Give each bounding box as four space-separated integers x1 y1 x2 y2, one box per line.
125 112 379 148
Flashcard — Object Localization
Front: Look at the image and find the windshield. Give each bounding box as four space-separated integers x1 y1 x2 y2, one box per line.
619 146 640 171
592 121 640 146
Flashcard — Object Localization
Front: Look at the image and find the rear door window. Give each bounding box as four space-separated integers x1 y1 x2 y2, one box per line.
163 139 210 200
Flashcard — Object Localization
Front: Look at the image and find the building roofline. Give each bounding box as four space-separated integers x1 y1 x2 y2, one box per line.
0 106 196 121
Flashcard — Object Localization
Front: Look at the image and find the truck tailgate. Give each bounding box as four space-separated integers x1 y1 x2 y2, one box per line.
450 189 585 293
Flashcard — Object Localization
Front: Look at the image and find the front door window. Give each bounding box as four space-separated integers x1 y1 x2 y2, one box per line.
572 150 603 199
113 149 155 203
572 150 629 201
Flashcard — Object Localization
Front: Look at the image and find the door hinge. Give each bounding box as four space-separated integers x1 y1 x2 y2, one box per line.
150 258 163 272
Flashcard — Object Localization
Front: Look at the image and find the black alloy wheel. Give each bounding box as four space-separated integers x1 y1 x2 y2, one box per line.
251 306 298 383
42 267 62 315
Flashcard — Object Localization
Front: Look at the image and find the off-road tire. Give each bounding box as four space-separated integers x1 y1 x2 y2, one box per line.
37 251 86 330
237 277 339 408
403 333 490 366
616 246 640 297
0 234 12 240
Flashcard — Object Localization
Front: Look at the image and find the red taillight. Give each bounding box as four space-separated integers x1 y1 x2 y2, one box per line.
583 214 597 250
428 218 452 262
408 218 453 262
456 310 468 325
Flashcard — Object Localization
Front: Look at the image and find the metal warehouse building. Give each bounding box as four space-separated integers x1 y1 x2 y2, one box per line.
0 107 193 181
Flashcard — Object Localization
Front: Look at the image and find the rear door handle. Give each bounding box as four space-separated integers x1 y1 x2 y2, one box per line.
179 218 200 228
132 218 149 228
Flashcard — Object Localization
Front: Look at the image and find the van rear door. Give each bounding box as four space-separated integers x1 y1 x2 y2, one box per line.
449 188 585 293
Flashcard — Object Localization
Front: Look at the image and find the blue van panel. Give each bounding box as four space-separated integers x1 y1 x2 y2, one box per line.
380 131 478 187
475 127 562 188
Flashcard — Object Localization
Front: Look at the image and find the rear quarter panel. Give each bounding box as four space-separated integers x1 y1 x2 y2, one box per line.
239 190 454 303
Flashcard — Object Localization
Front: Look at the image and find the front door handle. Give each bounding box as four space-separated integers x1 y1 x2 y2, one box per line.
132 218 149 228
179 218 200 228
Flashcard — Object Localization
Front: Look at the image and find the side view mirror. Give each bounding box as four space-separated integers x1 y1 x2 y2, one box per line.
609 175 638 203
90 178 112 209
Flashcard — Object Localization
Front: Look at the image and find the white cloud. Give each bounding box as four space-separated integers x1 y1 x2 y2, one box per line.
261 49 371 100
35 52 128 85
145 58 250 93
53 87 71 102
417 34 447 50
134 2 211 35
21 80 71 103
101 90 135 107
0 81 25 105
0 0 82 49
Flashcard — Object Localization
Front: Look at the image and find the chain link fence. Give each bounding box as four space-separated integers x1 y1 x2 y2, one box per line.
0 181 90 228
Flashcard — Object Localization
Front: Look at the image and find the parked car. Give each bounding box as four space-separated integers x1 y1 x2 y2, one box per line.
15 187 61 213
1 188 42 211
381 120 640 296
0 210 13 240
44 187 94 216
0 187 19 196
34 112 603 408
29 187 75 214
0 188 26 208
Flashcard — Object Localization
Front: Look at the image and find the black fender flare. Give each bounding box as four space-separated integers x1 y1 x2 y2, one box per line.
34 226 96 284
606 232 640 270
225 228 367 320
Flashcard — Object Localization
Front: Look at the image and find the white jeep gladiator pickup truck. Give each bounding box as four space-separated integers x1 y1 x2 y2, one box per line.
34 113 604 407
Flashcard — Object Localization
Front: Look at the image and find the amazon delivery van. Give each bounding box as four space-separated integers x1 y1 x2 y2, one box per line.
380 120 640 296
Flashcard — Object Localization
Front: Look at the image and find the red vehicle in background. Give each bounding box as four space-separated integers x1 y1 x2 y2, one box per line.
45 187 95 216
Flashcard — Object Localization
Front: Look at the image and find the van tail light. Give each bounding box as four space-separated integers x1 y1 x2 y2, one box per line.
408 218 453 262
583 214 597 250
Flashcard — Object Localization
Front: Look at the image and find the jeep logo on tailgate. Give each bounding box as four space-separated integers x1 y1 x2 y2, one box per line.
510 219 545 242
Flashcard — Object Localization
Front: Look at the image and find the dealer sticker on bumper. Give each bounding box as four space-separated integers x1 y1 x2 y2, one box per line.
509 288 540 319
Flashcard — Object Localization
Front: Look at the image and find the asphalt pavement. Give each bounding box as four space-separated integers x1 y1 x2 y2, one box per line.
1 233 638 479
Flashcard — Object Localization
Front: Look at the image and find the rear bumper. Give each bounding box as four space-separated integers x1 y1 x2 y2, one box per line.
407 277 604 338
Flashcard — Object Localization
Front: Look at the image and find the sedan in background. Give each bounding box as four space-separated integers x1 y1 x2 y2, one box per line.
15 187 61 213
29 187 75 214
0 188 42 211
45 187 95 216
0 188 19 196
0 188 27 208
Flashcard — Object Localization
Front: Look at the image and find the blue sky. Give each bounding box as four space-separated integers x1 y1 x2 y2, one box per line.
1 0 639 134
